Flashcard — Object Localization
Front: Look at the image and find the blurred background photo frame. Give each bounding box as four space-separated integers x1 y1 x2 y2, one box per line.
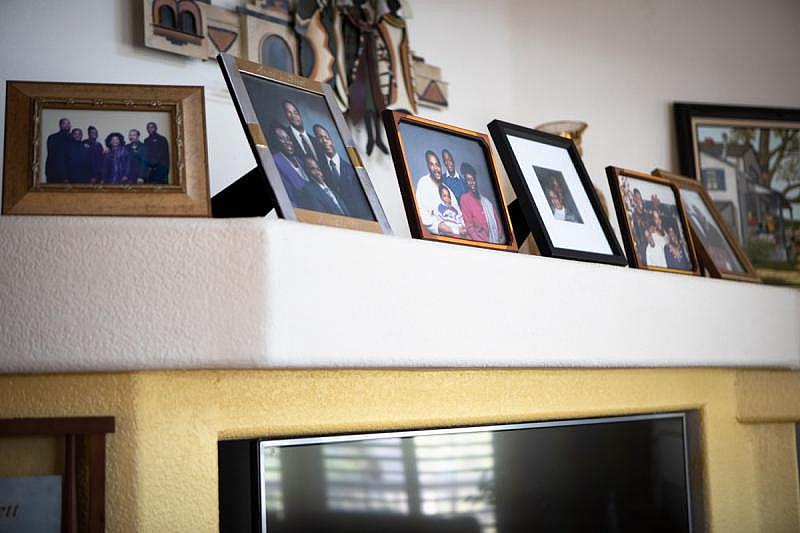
382 110 517 252
674 102 800 286
654 169 760 283
488 120 627 266
2 81 209 216
214 54 391 235
607 167 700 276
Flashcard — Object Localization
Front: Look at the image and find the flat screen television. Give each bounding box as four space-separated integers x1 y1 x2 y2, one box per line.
218 412 702 533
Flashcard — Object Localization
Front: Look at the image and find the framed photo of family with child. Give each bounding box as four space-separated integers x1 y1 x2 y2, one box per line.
2 81 209 216
216 53 391 234
382 111 517 252
606 167 701 276
488 120 626 265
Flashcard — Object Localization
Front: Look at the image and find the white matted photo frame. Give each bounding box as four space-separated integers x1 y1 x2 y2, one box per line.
2 81 209 216
382 110 517 252
654 169 760 282
214 53 391 235
606 166 701 276
488 120 626 265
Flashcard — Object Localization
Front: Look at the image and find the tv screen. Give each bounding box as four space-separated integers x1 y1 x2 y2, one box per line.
219 413 698 533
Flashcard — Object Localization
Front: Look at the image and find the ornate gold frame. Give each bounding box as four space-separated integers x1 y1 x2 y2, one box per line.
3 81 209 216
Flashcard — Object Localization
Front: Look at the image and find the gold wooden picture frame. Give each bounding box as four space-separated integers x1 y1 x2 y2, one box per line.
2 81 210 216
654 169 760 282
382 110 517 252
606 166 700 276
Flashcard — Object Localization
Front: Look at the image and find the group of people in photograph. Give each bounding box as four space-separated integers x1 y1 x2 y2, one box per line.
44 118 170 185
414 148 506 244
623 183 692 269
269 100 373 220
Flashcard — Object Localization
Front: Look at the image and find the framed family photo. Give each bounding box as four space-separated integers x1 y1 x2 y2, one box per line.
606 167 700 276
382 110 517 251
488 120 626 265
2 81 209 216
675 102 800 284
216 53 391 234
654 169 760 282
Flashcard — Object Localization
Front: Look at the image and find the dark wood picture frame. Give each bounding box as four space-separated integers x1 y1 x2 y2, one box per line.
607 166 701 276
488 120 627 265
382 110 517 252
215 53 391 235
2 81 209 216
654 169 760 282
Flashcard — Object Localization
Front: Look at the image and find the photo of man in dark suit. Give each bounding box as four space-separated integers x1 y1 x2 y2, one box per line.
283 100 319 163
312 124 373 220
143 121 170 183
63 128 92 183
45 117 72 182
301 156 349 216
82 126 105 184
126 129 146 184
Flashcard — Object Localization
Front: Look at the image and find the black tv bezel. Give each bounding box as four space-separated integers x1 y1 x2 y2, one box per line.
245 411 703 533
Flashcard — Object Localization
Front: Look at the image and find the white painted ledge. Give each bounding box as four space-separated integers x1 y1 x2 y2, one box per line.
0 216 798 373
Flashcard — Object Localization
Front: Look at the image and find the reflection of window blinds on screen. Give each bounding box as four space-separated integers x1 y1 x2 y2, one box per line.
415 432 497 532
323 438 409 514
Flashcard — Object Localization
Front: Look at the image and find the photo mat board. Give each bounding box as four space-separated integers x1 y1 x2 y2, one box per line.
38 108 174 186
216 53 391 234
488 120 626 265
674 102 800 285
654 169 760 282
382 110 517 251
2 81 209 216
606 167 700 275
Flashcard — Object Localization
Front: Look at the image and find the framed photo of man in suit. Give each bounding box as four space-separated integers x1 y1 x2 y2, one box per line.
215 53 391 235
382 110 517 252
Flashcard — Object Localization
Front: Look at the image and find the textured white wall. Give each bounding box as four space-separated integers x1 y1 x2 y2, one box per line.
1 0 799 237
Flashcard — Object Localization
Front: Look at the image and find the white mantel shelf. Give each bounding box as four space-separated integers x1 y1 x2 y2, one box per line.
1 216 798 373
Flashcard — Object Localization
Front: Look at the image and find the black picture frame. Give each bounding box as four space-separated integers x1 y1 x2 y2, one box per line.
213 53 391 235
487 119 627 265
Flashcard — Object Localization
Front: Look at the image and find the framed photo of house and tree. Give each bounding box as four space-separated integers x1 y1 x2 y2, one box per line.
675 102 800 285
488 120 627 266
215 53 391 234
382 110 517 252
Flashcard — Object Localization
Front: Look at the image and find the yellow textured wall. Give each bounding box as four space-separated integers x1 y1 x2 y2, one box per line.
0 369 798 532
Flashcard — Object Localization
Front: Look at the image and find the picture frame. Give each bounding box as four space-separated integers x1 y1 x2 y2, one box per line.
654 169 761 282
215 53 391 235
2 81 209 216
606 167 701 276
674 102 800 273
488 119 627 266
381 110 517 252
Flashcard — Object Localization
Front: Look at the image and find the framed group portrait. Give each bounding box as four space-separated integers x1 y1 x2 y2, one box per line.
606 167 700 276
216 53 391 234
382 110 517 252
488 120 626 265
654 169 760 282
674 102 800 278
2 81 209 216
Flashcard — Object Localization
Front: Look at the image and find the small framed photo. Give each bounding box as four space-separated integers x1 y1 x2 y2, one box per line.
217 53 391 234
654 169 760 282
382 110 517 251
606 167 700 276
2 81 209 216
487 120 626 265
